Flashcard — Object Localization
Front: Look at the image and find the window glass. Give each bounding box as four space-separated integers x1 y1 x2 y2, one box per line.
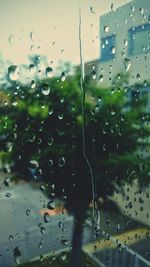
101 35 116 61
128 23 150 55
0 1 150 267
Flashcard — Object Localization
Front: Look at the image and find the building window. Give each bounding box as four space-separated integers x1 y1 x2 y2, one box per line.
100 34 116 61
128 23 150 56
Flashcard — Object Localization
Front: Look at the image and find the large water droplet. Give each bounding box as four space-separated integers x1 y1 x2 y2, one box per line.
104 26 109 32
123 58 131 72
44 212 50 223
111 46 115 54
41 83 50 96
58 157 65 167
48 137 54 146
61 237 69 246
99 74 103 82
48 159 53 167
8 34 14 45
8 65 19 81
45 67 53 77
31 80 36 89
60 252 68 262
61 72 66 82
26 209 30 216
47 200 56 210
13 247 22 264
5 192 11 198
29 64 36 74
4 177 12 187
58 113 64 120
29 160 39 169
91 70 96 79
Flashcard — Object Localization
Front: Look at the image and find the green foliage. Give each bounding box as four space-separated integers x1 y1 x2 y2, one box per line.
0 72 150 212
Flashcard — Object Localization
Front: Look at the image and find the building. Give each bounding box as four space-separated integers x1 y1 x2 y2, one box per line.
85 0 150 88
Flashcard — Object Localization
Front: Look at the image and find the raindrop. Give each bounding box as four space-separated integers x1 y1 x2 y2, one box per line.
9 235 14 241
31 80 36 89
91 70 96 79
26 209 30 216
4 177 12 187
136 73 141 81
29 64 36 74
123 58 131 72
44 212 50 223
48 137 54 146
8 65 19 81
45 66 53 77
13 247 22 264
124 39 128 47
5 192 11 198
104 26 109 32
131 5 135 12
139 7 144 14
111 3 114 11
48 159 53 167
41 83 50 96
47 200 56 210
99 74 103 82
111 109 116 115
61 237 69 246
29 160 39 169
111 46 115 54
60 252 68 262
8 34 14 45
58 157 65 167
61 72 66 82
30 31 35 42
58 113 64 120
49 108 53 116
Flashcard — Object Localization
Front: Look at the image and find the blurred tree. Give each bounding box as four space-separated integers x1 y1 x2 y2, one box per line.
0 71 150 267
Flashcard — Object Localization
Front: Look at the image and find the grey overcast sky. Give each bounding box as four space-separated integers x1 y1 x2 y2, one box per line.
0 0 130 66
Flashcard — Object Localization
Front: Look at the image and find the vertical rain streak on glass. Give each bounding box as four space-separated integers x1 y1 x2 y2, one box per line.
78 7 100 229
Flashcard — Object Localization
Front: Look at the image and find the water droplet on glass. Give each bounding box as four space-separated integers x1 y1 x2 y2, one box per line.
48 137 54 146
99 75 103 82
91 70 96 79
29 160 39 169
123 58 131 72
13 247 22 264
58 157 65 167
8 34 14 45
58 113 64 120
61 237 69 246
47 200 56 210
4 177 12 187
30 31 35 42
136 73 141 81
48 159 53 167
139 7 144 14
9 235 14 241
44 212 50 223
104 26 109 32
31 80 36 89
45 67 53 77
8 65 19 81
41 83 50 96
60 252 68 262
111 46 115 54
61 72 66 82
26 209 30 216
5 192 11 198
29 64 36 74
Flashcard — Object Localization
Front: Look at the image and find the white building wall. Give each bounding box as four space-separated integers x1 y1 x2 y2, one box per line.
85 0 150 87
